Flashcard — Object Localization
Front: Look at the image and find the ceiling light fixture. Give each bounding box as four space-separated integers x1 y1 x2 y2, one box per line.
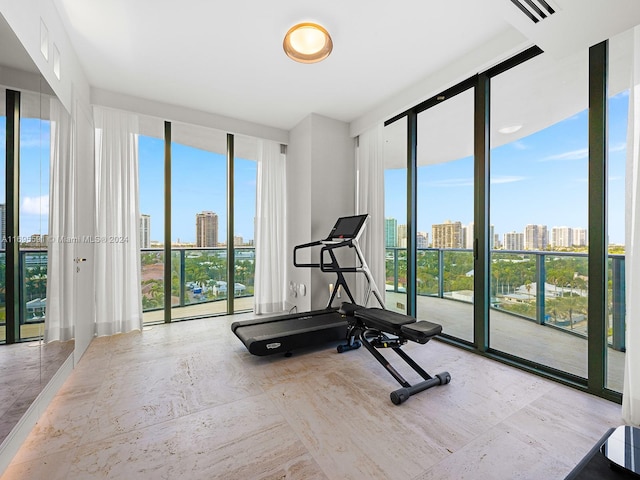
283 22 333 64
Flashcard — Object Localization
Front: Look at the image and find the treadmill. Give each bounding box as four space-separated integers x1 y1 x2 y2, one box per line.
231 214 383 356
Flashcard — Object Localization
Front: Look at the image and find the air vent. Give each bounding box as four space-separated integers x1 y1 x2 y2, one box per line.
510 0 556 23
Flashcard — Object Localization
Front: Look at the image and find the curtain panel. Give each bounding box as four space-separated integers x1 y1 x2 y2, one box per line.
45 98 75 342
623 26 640 426
355 124 386 307
253 140 287 314
93 107 143 336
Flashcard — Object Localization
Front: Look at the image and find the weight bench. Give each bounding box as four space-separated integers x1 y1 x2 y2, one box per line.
338 304 451 405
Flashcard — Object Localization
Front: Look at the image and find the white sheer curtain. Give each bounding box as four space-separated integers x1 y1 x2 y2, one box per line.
355 124 386 307
45 98 75 342
253 140 287 314
93 107 143 336
623 25 640 426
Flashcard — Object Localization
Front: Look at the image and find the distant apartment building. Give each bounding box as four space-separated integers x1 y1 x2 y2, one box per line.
551 226 573 247
196 211 219 247
504 231 524 250
524 224 548 250
397 224 407 248
463 222 495 249
139 214 151 248
573 228 587 247
385 218 397 247
432 220 462 249
417 231 428 249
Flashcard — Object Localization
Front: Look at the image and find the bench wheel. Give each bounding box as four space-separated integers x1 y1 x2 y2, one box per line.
436 372 451 385
390 388 410 405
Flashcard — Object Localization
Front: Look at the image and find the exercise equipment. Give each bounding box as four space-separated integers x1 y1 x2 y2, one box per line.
232 214 383 356
337 303 451 405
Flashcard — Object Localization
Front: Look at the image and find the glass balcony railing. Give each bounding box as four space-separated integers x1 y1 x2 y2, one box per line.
386 247 626 352
141 247 255 320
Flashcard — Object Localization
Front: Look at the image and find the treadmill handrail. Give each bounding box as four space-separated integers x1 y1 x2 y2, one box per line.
293 240 323 268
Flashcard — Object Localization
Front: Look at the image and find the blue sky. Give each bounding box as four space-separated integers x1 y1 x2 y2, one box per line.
138 136 257 244
1 90 629 246
385 91 628 245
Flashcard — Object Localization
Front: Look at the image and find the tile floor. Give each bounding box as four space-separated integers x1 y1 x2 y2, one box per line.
0 312 624 479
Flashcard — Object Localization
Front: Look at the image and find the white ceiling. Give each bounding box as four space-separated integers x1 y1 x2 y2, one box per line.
50 0 518 131
4 0 638 135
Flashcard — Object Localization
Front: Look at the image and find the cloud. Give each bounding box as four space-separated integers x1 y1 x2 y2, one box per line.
491 175 526 184
427 178 474 187
542 148 588 161
610 142 626 153
21 195 49 215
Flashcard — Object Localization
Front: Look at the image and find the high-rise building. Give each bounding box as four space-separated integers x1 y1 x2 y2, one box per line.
139 214 151 248
504 231 524 250
416 231 428 249
572 228 587 247
385 218 397 248
397 224 407 248
551 226 573 247
432 220 462 249
196 211 219 247
524 224 548 250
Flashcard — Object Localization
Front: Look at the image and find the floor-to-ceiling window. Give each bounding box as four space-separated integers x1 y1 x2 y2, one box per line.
380 37 624 401
416 88 475 343
383 116 408 314
606 28 632 393
139 121 260 322
489 48 590 377
233 134 257 313
171 123 228 320
139 125 165 324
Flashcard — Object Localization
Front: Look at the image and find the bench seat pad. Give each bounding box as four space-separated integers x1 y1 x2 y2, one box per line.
354 308 442 343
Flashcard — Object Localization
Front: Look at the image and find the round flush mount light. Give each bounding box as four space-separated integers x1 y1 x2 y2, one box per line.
283 22 333 64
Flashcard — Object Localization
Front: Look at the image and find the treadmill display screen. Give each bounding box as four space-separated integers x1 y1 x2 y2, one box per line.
328 214 368 239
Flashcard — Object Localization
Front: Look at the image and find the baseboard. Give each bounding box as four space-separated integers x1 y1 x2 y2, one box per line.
0 352 74 475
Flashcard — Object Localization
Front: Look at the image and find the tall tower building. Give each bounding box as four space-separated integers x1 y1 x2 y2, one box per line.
196 211 219 247
385 218 398 248
432 220 462 249
572 228 587 247
139 214 151 248
504 231 524 250
397 224 407 248
416 231 429 249
524 224 548 250
551 226 573 247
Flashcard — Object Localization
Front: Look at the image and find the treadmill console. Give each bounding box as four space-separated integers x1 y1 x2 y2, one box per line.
326 214 368 240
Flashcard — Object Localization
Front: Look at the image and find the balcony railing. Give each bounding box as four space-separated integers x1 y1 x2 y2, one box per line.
141 247 255 317
386 247 625 352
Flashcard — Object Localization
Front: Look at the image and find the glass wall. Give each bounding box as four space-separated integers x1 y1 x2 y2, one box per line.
489 48 589 376
171 123 228 320
384 116 407 314
233 134 257 313
606 29 632 392
416 89 474 342
139 132 165 324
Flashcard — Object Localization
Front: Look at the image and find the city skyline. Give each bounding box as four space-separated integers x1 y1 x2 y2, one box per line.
384 92 628 246
384 217 590 250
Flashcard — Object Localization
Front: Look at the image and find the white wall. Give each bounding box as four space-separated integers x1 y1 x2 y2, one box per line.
286 113 355 311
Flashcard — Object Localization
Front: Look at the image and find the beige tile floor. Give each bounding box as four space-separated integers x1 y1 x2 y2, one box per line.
1 312 624 479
